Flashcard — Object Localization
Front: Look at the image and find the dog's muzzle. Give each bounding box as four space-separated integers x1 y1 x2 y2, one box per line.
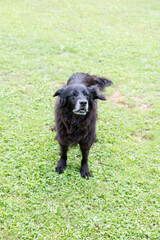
73 100 88 115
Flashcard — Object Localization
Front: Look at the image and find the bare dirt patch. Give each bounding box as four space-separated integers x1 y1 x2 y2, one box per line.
107 87 126 106
131 131 151 141
108 87 151 111
131 96 152 111
137 103 152 112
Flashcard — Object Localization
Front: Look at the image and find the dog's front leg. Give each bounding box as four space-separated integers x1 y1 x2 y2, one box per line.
55 145 68 174
79 143 91 178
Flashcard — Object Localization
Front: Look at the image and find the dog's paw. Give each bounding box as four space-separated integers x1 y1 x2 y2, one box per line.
55 161 66 174
80 165 91 178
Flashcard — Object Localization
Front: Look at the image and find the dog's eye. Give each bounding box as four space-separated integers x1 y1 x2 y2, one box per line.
83 91 89 96
72 91 78 96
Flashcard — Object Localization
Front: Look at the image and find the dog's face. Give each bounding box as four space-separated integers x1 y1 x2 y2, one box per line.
54 84 106 116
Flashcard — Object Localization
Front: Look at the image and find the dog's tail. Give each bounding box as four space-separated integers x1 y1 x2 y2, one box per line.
92 75 113 91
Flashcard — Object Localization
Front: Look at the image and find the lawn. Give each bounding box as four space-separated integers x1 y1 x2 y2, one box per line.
0 0 160 239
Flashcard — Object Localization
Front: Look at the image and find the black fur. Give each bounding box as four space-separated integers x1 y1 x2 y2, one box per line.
53 72 113 178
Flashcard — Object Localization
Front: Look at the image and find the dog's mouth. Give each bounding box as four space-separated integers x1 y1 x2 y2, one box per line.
73 100 89 115
73 109 88 115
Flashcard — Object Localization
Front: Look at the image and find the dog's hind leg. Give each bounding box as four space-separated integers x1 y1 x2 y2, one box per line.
79 143 91 178
55 145 68 174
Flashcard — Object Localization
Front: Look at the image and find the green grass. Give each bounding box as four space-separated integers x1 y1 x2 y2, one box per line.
0 0 160 239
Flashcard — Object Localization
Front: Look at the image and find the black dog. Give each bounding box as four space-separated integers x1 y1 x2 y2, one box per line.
53 72 113 178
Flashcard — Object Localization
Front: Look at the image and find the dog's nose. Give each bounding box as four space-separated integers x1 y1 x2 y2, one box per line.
79 100 87 106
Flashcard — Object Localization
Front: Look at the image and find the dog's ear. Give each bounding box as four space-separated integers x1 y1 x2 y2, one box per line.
88 86 106 101
53 88 64 97
53 88 66 106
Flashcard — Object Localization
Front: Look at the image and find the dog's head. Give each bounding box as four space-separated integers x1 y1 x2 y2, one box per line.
54 84 106 116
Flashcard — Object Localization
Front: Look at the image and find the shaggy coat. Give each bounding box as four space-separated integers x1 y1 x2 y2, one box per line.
54 72 113 178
